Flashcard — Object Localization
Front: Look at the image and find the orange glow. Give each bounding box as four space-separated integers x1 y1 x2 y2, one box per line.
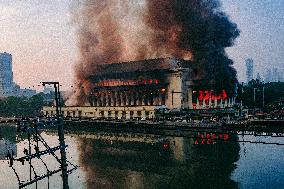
95 78 161 87
197 90 228 101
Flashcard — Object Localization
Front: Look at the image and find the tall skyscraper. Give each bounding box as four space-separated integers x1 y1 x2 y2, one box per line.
245 58 254 83
0 52 13 94
256 73 262 82
0 52 36 97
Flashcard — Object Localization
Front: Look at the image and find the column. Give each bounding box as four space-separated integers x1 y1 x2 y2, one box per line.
93 96 97 107
138 93 142 106
214 99 218 108
117 91 121 106
145 92 149 106
188 88 193 109
133 92 137 106
111 92 114 106
106 92 110 107
149 92 154 106
119 92 123 106
113 91 117 107
100 93 103 107
142 94 145 106
153 92 159 106
125 91 129 106
104 92 107 107
224 99 228 108
122 91 126 106
130 92 134 106
196 99 200 109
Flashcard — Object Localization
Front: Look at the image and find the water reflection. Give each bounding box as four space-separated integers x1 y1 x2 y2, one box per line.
0 125 17 160
1 124 283 189
77 132 240 189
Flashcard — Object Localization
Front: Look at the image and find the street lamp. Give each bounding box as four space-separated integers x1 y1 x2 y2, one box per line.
253 88 256 106
262 86 265 109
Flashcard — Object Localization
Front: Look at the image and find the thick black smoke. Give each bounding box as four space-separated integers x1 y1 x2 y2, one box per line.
144 0 240 92
71 0 239 105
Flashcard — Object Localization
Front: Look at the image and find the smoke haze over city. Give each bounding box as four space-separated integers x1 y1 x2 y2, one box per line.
0 0 283 91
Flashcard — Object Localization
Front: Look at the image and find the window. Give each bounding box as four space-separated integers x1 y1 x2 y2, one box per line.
122 111 126 119
100 111 104 117
145 111 149 119
130 111 134 119
137 111 142 118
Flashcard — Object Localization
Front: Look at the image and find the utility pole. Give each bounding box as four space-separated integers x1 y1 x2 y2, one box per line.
262 86 265 109
240 82 244 117
7 82 76 189
41 82 69 189
253 88 256 106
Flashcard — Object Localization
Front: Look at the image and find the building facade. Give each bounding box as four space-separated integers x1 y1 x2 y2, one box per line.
245 58 254 83
0 52 13 94
43 58 235 119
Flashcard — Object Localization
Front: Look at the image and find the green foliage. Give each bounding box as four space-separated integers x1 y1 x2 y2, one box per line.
237 80 284 111
0 93 44 117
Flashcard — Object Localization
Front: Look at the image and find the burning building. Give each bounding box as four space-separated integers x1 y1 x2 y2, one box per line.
43 57 235 119
88 58 191 110
43 0 240 119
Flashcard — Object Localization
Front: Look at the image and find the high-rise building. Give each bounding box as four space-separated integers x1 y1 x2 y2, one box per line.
0 52 13 94
245 58 254 83
256 73 262 82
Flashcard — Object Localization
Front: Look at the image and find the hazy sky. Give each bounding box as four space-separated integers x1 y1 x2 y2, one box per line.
0 0 283 91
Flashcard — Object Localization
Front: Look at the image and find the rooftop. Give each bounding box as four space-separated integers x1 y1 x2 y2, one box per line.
94 57 191 76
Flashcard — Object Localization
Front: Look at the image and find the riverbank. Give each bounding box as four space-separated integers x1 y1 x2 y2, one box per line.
57 119 284 136
1 118 283 134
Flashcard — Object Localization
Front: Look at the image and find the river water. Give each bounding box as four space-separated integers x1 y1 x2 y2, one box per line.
0 124 283 189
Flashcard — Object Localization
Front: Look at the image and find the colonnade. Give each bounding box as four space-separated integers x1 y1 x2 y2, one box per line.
194 97 236 109
89 90 166 107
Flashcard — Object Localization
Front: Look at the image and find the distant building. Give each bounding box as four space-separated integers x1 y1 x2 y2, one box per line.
0 52 13 94
0 139 17 160
43 86 55 94
19 89 37 97
245 59 254 83
256 73 262 82
0 52 36 97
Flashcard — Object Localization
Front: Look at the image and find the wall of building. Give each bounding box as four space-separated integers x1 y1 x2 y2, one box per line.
42 106 157 120
0 53 13 94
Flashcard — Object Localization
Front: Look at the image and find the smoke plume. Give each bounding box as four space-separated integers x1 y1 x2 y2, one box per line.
70 0 239 105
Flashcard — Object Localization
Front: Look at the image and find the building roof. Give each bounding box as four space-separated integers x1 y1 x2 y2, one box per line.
94 57 190 76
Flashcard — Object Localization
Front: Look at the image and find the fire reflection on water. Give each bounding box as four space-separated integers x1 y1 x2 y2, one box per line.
3 125 283 189
76 132 240 189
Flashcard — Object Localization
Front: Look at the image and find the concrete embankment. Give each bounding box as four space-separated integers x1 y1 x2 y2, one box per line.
0 118 18 124
59 120 284 136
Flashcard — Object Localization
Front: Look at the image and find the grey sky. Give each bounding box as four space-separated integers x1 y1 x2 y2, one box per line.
0 0 283 90
222 0 284 81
